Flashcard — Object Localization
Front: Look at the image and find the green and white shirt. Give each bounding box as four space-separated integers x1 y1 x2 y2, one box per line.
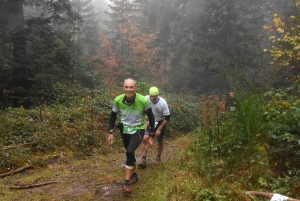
112 93 150 130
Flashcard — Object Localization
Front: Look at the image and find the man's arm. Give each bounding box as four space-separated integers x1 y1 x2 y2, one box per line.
107 111 117 144
109 111 118 132
159 101 171 130
145 108 155 133
159 114 170 130
145 108 155 146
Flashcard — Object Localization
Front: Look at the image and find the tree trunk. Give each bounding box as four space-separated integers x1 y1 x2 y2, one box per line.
10 0 26 64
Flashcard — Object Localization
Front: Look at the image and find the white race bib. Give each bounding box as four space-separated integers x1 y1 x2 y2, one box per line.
123 125 137 134
270 193 288 201
147 121 158 129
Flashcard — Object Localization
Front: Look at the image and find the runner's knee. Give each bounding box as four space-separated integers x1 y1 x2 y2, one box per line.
143 135 149 142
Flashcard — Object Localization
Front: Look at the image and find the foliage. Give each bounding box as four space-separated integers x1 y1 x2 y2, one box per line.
159 0 269 94
218 95 266 170
265 7 300 68
180 82 300 198
166 94 200 133
263 81 300 173
0 0 100 108
263 1 300 87
93 0 161 86
0 84 106 172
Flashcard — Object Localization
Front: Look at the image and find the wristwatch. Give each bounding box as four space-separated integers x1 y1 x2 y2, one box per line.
109 129 114 134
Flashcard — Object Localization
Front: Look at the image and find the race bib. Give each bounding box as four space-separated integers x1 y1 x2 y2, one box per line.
147 121 158 128
123 125 138 134
270 193 288 201
230 107 236 111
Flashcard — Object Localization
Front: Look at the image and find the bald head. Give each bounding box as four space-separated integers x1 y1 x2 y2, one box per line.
124 78 136 87
123 78 137 100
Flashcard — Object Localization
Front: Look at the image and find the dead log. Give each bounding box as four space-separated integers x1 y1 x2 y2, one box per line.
1 141 36 151
9 180 59 189
246 191 300 201
0 165 32 177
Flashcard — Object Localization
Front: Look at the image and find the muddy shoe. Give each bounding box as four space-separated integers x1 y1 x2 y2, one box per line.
138 159 146 169
123 181 132 194
156 157 162 164
128 173 139 185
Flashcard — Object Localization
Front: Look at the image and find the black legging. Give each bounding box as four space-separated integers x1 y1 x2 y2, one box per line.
120 129 145 167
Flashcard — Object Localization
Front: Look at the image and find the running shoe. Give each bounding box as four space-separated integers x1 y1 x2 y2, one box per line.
128 173 139 185
123 182 132 194
138 159 147 169
156 156 162 164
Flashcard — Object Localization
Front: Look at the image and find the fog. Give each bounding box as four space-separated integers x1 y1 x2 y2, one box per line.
0 0 298 106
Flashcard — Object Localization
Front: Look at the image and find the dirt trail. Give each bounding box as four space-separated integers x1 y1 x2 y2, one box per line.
0 136 190 201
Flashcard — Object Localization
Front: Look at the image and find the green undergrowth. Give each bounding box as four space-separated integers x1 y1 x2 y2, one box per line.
124 133 256 201
180 82 300 199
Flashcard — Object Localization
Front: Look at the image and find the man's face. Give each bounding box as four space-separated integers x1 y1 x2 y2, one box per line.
123 80 137 100
230 92 234 98
150 95 158 103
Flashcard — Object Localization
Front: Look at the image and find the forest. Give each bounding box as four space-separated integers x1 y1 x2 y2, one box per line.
1 0 300 200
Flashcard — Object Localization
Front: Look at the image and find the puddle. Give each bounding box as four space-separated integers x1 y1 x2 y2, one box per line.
95 180 132 200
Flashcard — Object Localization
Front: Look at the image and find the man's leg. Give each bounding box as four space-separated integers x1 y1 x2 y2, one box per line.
156 128 165 163
123 130 144 192
157 140 163 157
142 135 149 156
121 133 133 193
125 166 134 180
138 134 149 169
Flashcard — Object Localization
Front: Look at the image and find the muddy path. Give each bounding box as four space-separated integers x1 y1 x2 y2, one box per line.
0 135 192 201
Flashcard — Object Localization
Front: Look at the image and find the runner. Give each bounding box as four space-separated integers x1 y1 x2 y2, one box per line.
107 78 155 194
138 86 171 169
225 91 237 112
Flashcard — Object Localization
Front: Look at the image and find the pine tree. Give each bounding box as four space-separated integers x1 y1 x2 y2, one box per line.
94 0 160 86
184 0 272 94
0 0 83 107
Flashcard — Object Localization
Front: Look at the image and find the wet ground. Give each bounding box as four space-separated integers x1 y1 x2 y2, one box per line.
1 139 181 201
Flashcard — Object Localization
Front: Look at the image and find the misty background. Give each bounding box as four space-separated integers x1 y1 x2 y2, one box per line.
0 0 297 107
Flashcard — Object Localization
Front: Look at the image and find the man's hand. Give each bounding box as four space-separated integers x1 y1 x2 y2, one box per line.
155 129 161 137
107 133 114 144
148 135 154 147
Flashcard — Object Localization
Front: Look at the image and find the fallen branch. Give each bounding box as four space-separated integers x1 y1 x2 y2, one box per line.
1 141 36 151
0 165 32 177
246 191 300 201
9 180 59 189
